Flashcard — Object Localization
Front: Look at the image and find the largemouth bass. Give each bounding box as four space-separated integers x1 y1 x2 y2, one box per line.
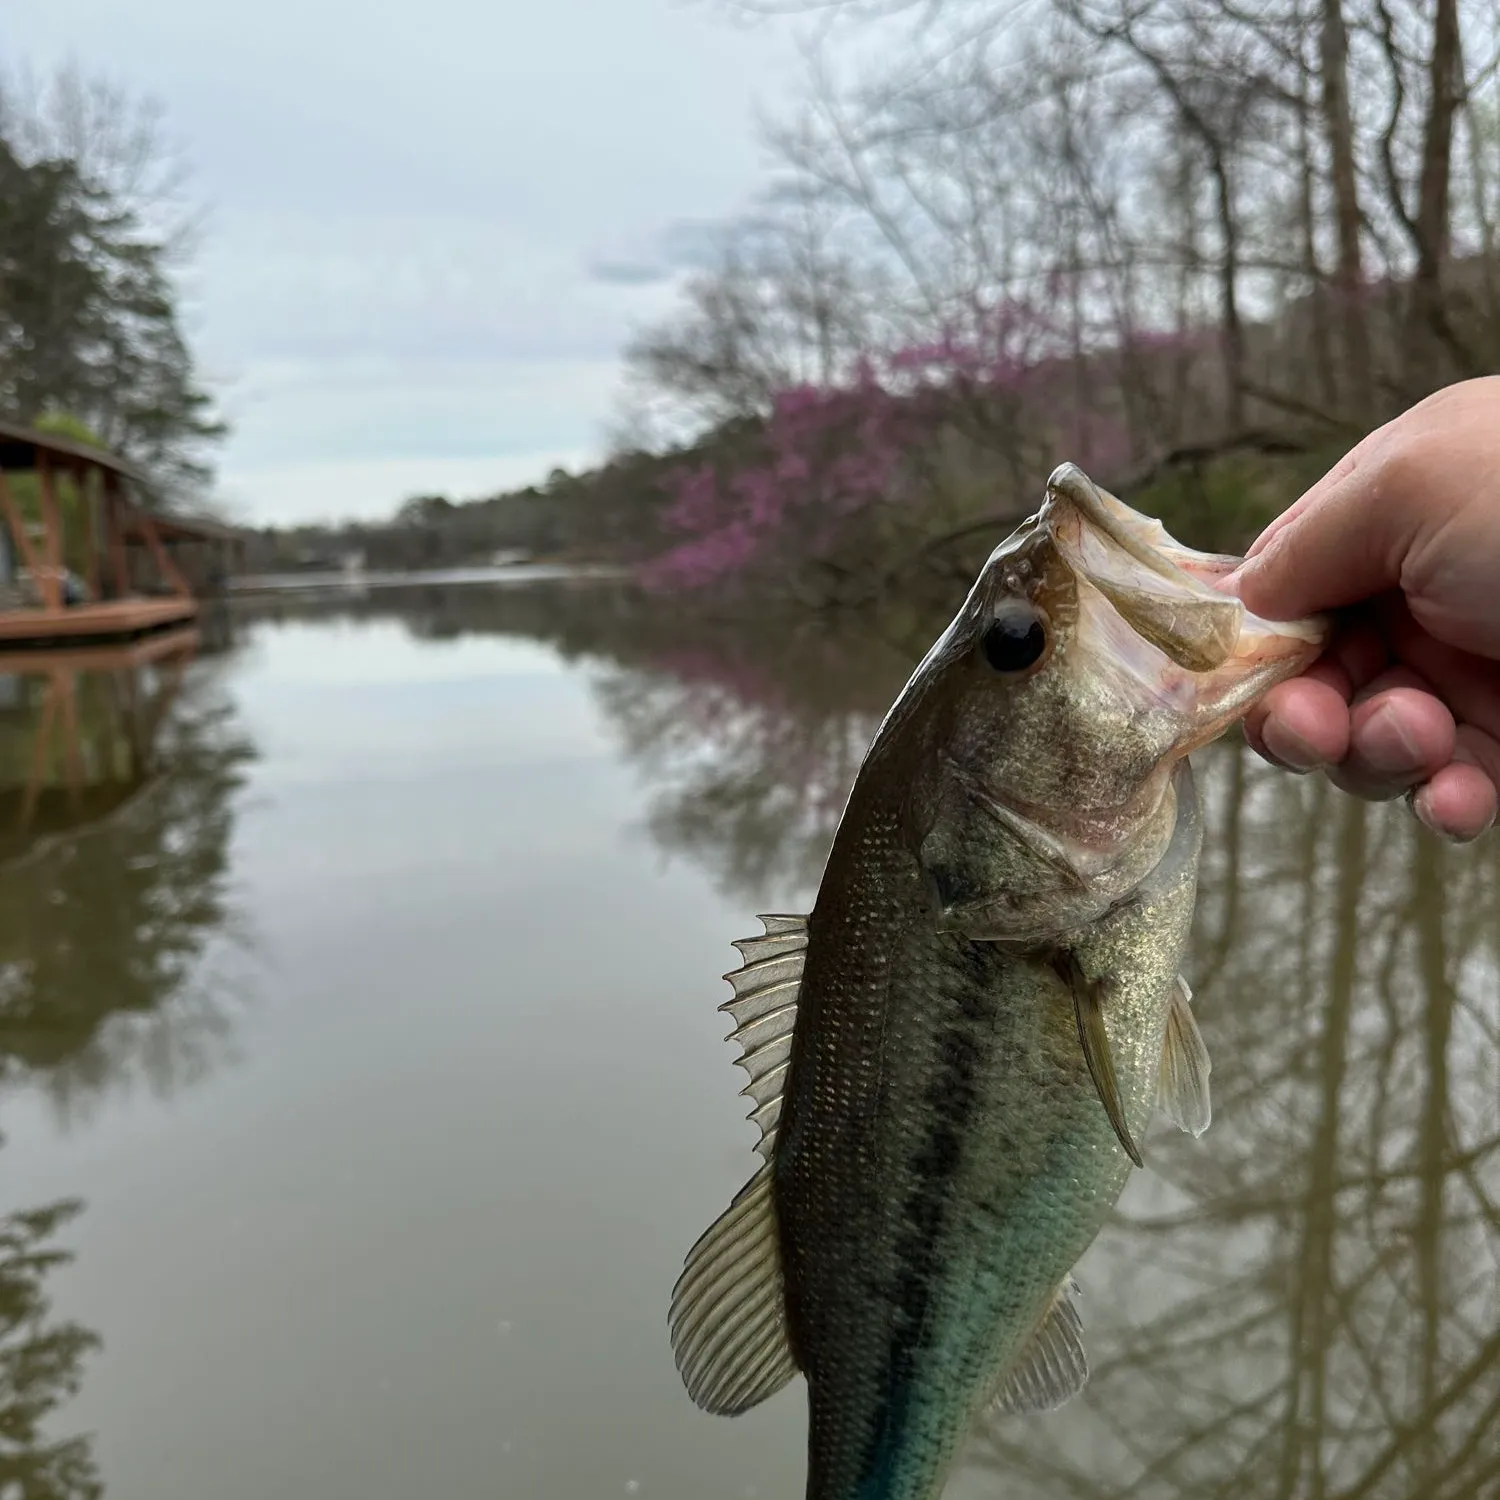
670 464 1328 1500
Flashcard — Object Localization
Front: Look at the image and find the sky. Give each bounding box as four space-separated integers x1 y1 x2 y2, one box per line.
6 0 806 526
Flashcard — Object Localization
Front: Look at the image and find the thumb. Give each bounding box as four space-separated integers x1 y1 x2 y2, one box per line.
1226 454 1410 621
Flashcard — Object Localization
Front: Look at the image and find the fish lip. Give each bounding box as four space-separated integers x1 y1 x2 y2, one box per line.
1042 462 1330 666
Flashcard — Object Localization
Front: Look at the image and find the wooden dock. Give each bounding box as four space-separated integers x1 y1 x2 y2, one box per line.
0 417 239 648
0 596 196 647
0 621 201 673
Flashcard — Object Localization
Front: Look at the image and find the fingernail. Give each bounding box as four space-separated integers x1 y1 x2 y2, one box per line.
1359 703 1425 774
1261 719 1323 772
1410 785 1485 844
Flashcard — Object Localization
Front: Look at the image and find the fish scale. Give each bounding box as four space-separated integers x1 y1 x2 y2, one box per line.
668 464 1328 1500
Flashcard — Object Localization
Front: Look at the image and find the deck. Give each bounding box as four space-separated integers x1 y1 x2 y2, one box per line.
0 596 197 647
1 418 241 650
0 621 201 673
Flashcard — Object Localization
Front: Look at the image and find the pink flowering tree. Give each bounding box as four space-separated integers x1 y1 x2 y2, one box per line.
636 298 1155 598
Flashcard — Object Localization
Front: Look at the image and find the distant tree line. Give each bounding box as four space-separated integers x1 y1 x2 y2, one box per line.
249 0 1500 609
237 449 695 574
0 66 223 504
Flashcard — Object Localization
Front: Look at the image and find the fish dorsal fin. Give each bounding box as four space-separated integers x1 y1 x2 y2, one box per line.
1158 976 1212 1137
669 1164 798 1414
990 1278 1089 1415
721 914 807 1160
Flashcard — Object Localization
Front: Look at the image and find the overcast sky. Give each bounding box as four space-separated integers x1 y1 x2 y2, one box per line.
8 0 804 525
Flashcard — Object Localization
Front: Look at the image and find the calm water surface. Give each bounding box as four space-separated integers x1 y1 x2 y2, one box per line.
1 581 1496 1500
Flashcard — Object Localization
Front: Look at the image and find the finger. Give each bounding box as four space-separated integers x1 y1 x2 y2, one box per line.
1251 676 1352 770
1228 449 1422 622
1380 600 1500 745
1328 678 1456 801
1324 610 1396 695
1240 617 1388 771
1242 448 1359 561
1410 725 1500 840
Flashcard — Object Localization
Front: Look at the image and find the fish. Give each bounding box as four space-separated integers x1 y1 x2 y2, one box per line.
668 462 1329 1500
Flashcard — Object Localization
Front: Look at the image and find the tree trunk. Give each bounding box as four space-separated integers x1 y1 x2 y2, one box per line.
1406 0 1466 388
1297 9 1337 410
1318 0 1373 422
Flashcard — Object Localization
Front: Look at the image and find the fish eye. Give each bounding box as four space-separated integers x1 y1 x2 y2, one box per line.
981 606 1048 674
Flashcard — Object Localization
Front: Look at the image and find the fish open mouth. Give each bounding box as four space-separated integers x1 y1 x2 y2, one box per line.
1042 462 1328 680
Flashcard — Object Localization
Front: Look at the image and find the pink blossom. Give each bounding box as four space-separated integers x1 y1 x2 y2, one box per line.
637 301 1169 594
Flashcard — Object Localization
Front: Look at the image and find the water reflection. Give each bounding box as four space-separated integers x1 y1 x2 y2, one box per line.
0 630 257 1110
958 752 1500 1499
0 1190 101 1500
216 579 1499 1493
572 604 1500 1498
0 628 257 1500
595 632 913 901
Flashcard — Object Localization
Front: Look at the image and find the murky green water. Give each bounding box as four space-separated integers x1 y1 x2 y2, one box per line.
1 580 1496 1500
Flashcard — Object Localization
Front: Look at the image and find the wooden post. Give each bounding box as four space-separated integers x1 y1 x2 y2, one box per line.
35 450 64 610
0 467 46 586
79 461 102 600
106 476 131 598
138 509 192 598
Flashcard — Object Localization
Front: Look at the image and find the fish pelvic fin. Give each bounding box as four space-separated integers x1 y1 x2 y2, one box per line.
1057 951 1145 1168
1158 975 1212 1137
722 914 807 1160
990 1277 1089 1415
669 1164 798 1414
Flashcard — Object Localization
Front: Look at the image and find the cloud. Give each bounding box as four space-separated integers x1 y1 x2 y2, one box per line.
5 0 807 523
585 216 746 288
588 259 673 287
655 218 735 271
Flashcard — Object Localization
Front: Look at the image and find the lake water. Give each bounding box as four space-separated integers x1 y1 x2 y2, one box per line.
1 580 1495 1500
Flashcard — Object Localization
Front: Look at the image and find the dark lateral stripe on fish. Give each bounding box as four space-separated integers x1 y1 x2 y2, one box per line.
862 964 990 1489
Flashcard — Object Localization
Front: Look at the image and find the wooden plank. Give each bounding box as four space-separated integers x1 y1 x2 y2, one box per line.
136 507 193 599
0 467 45 583
0 624 199 675
35 451 64 610
0 595 196 644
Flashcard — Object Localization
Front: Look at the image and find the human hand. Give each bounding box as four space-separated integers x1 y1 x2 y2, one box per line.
1225 376 1500 842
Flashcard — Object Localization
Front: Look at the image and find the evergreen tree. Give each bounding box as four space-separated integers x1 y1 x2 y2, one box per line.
0 68 224 504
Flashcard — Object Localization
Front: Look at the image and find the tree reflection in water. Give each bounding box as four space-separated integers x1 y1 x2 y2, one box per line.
589 625 1500 1500
595 629 915 902
0 632 256 1499
0 638 257 1116
0 1192 101 1500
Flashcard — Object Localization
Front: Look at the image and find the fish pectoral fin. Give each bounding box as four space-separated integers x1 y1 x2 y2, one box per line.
990 1278 1089 1415
1158 975 1212 1137
722 914 807 1161
669 1163 798 1415
1058 952 1145 1168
